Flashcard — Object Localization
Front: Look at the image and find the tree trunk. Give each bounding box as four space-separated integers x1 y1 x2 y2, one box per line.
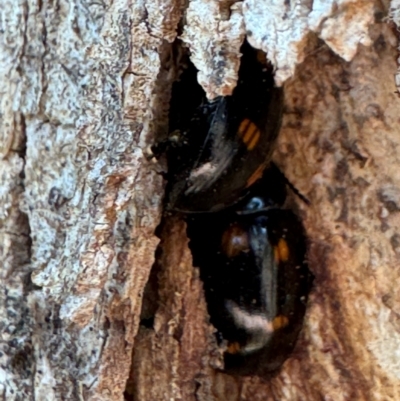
1 0 399 400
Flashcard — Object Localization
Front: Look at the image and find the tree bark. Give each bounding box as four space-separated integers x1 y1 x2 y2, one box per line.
1 0 399 400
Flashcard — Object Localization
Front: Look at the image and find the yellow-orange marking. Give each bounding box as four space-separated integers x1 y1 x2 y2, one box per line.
221 224 249 258
237 119 260 151
237 119 251 138
274 238 289 263
278 238 289 262
242 122 257 144
227 342 242 354
272 315 289 330
246 163 266 188
247 129 260 150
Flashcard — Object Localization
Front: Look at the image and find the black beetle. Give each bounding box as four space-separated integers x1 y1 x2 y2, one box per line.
186 165 312 376
155 40 312 376
162 41 284 213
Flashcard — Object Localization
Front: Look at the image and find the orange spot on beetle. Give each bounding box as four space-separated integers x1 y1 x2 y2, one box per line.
237 119 251 138
278 238 289 262
237 118 260 151
247 129 260 150
274 238 289 263
221 223 249 258
272 315 289 330
227 342 242 354
242 122 257 144
246 163 266 188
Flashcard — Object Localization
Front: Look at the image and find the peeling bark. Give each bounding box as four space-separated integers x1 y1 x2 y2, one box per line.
0 0 400 400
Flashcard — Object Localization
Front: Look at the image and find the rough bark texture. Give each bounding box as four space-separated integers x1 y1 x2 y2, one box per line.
0 0 399 400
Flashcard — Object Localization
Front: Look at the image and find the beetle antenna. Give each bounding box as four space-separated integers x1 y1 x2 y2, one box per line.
271 162 310 205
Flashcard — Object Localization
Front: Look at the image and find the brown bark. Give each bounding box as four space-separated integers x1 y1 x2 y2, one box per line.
1 0 399 400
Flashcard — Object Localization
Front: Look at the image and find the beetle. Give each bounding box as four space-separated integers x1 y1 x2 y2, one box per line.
163 41 284 213
186 165 312 376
